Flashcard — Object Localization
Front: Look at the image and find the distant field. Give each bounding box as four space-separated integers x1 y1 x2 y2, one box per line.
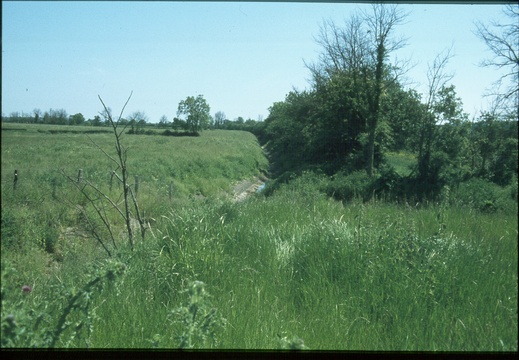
1 124 269 202
386 151 416 177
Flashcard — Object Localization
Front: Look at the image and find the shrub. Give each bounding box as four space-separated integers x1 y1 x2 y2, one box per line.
325 170 373 202
1 259 126 348
452 178 516 213
165 281 226 349
371 165 403 201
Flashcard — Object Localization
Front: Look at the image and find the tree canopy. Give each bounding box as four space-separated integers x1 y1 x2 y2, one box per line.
177 95 211 133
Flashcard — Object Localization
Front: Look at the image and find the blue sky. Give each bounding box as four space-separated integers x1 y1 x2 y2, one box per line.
1 1 515 123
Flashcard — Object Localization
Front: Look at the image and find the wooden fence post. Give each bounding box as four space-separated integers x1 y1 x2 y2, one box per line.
13 170 18 192
109 171 114 192
77 169 83 183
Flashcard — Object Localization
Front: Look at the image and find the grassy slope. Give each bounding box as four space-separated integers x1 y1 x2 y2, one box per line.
385 151 416 177
1 124 268 198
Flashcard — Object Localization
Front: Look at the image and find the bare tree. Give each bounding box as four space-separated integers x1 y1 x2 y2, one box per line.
127 111 148 133
214 111 226 129
307 4 409 177
364 4 409 177
99 106 112 125
62 92 146 255
474 4 519 117
33 108 42 123
417 48 454 184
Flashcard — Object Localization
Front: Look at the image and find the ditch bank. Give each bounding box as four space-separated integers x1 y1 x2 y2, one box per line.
232 176 268 202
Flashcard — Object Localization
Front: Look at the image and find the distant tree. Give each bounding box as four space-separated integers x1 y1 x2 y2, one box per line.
214 111 226 129
177 95 211 133
33 108 42 123
100 107 112 126
69 113 85 126
127 111 148 133
127 111 148 123
416 48 455 189
42 108 68 125
91 115 102 127
172 117 187 130
409 48 480 196
475 4 519 118
235 116 244 124
158 115 170 128
54 109 69 125
43 110 50 124
474 109 518 185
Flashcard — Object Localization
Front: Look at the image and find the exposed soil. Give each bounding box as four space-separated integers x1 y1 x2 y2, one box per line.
232 176 267 202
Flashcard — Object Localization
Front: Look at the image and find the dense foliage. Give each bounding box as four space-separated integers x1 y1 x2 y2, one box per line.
251 5 518 201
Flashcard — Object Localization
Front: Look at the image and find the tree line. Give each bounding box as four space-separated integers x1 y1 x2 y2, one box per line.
250 4 518 199
2 95 260 134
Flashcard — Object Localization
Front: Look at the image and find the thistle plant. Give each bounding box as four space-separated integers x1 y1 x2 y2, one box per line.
277 333 307 350
166 281 226 349
1 259 126 348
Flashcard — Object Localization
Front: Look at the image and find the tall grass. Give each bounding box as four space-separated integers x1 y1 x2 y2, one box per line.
2 125 517 350
83 183 517 350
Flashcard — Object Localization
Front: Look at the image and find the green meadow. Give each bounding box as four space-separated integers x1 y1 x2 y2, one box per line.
1 124 517 351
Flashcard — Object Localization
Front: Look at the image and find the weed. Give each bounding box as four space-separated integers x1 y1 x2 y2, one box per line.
1 259 126 348
165 281 226 349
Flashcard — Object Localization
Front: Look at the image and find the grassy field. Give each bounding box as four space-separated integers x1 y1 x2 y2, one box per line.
1 123 517 351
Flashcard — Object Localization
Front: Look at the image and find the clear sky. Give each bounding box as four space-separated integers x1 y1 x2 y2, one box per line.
2 1 515 123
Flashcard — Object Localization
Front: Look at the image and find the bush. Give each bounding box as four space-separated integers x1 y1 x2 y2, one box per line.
325 170 373 202
452 178 516 213
372 165 403 201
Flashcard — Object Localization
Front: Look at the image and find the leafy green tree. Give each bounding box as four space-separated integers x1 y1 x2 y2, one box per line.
309 72 366 165
309 4 409 176
381 86 425 152
490 137 518 185
364 4 409 177
172 117 187 131
177 95 211 133
432 85 472 183
264 93 313 174
474 110 518 185
415 48 454 195
214 111 225 129
91 115 102 127
69 113 85 126
43 109 68 125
